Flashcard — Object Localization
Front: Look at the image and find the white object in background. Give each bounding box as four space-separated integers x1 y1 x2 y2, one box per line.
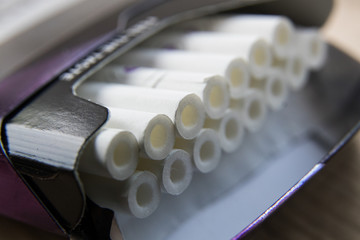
182 15 294 59
250 70 288 111
98 66 230 119
76 82 205 140
0 0 132 81
273 54 309 91
204 109 245 153
296 28 327 70
116 49 249 99
81 171 161 218
230 90 267 132
144 31 272 79
78 128 138 180
175 129 221 173
138 149 193 195
104 108 175 160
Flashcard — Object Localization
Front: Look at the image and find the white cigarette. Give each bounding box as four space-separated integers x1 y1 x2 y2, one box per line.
78 128 138 180
99 66 230 119
285 55 309 91
175 129 221 173
296 28 327 70
104 108 175 160
76 82 205 140
137 149 193 195
126 171 161 218
250 70 288 111
116 49 250 99
81 171 161 218
144 31 272 79
181 15 294 59
230 90 267 132
204 109 245 153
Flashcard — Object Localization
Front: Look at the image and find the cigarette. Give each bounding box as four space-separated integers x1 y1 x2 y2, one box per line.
137 149 193 195
285 55 309 91
156 77 229 119
76 82 205 140
116 49 250 99
230 90 267 132
78 128 139 180
250 70 288 111
175 129 221 173
103 108 174 160
98 66 230 119
180 15 294 59
80 171 161 218
272 53 309 91
144 31 272 79
204 109 245 153
296 28 327 70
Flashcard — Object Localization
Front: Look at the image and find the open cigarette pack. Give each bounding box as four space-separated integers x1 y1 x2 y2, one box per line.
1 0 359 239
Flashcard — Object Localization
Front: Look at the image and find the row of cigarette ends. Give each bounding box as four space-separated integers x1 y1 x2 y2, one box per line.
76 14 327 219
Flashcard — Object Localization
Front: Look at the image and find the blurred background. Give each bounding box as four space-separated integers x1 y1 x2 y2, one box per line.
0 0 359 239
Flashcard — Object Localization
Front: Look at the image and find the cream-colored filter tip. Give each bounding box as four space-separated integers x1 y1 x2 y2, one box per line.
77 128 139 181
175 93 206 139
205 109 245 153
127 171 161 218
162 149 193 195
94 129 138 180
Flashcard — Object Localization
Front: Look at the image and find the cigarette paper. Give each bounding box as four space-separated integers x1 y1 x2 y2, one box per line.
116 49 250 99
76 82 205 140
78 128 138 180
250 70 288 111
181 15 294 59
230 90 267 132
81 171 161 218
296 28 327 70
98 66 229 119
137 149 193 195
175 129 221 173
155 79 229 119
102 108 174 160
204 109 245 153
144 31 272 79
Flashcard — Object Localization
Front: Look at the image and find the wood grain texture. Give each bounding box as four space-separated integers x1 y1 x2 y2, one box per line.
322 0 360 63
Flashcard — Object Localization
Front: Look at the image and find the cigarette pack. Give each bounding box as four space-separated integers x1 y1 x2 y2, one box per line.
1 0 359 239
